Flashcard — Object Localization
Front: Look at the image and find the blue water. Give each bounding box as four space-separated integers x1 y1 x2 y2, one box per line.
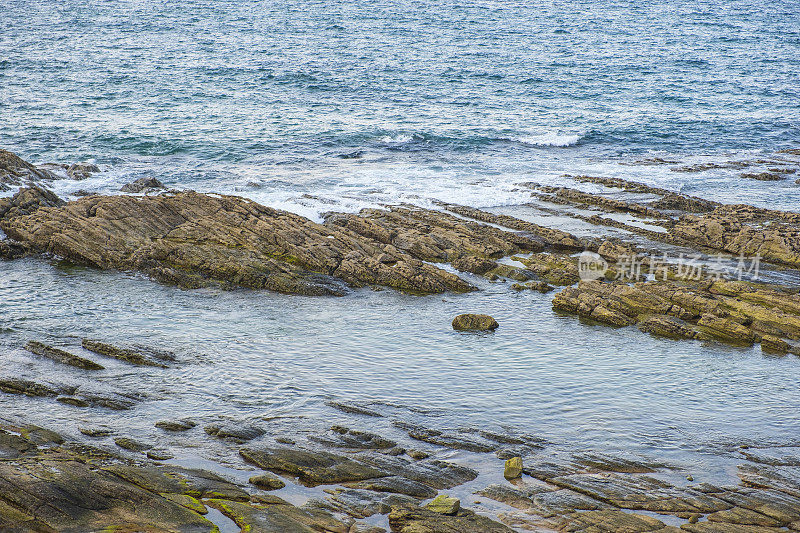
1 0 799 216
2 0 800 510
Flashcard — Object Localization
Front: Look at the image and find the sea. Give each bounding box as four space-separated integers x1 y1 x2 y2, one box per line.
1 0 800 517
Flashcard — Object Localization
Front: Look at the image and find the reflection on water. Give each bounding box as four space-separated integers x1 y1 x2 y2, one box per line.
2 255 799 481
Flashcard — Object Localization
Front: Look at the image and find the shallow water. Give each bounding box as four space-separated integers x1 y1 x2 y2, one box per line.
2 251 799 480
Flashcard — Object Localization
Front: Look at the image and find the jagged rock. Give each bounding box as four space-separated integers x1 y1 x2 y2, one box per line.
451 313 499 331
120 176 165 192
553 278 800 350
146 449 175 461
504 457 523 479
696 314 757 345
639 315 697 340
351 453 478 490
24 341 104 370
0 377 59 397
426 495 460 515
328 488 419 518
761 335 790 354
513 253 581 285
325 204 544 264
0 186 64 218
672 204 800 268
597 239 638 263
435 201 583 250
0 239 26 260
548 472 731 514
451 254 498 275
0 189 474 295
343 476 438 499
571 175 719 213
0 149 60 191
552 509 679 532
56 396 91 407
388 504 513 532
67 162 99 180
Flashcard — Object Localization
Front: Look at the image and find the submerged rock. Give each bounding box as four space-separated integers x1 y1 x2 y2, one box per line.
81 338 166 367
452 313 499 331
24 341 104 370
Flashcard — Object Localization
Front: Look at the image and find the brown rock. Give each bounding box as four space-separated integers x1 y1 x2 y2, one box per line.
452 314 499 331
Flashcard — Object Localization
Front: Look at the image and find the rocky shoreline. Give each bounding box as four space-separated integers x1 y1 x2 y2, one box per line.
2 148 800 532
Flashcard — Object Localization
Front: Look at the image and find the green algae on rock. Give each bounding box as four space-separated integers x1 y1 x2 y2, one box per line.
451 313 499 331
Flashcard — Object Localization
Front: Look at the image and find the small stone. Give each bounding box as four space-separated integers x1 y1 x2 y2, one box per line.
249 473 286 491
504 457 523 480
426 494 460 515
452 314 499 331
687 475 694 481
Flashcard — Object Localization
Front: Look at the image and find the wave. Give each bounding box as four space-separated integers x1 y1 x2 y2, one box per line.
513 133 582 147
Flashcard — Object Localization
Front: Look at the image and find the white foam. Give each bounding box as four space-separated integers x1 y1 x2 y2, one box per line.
515 132 582 147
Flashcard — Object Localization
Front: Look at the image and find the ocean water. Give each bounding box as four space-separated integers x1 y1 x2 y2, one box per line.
1 0 800 509
2 0 799 216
